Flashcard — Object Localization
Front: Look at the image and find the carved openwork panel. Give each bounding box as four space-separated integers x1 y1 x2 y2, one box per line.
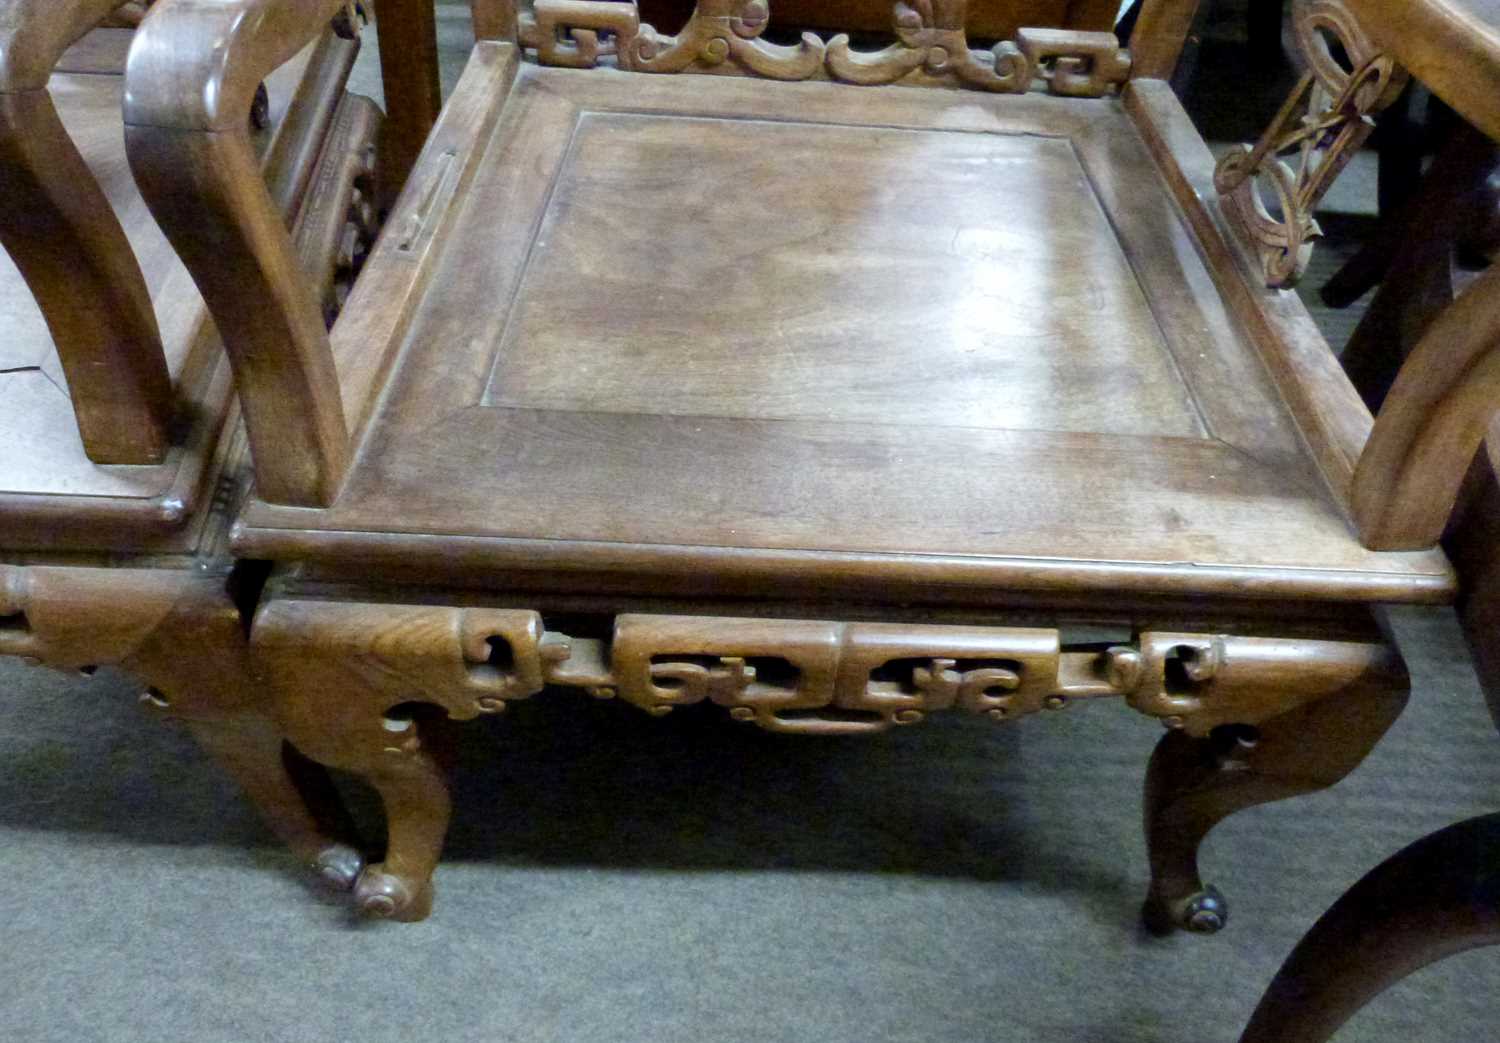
521 0 825 79
1015 28 1130 98
272 604 558 719
254 602 1399 741
1122 631 1400 735
610 615 845 729
1215 0 1408 288
517 0 1131 97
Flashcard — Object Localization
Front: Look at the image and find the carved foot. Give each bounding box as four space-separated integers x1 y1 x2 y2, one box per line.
1143 884 1228 936
182 716 366 890
314 842 366 892
355 864 435 922
1141 656 1407 936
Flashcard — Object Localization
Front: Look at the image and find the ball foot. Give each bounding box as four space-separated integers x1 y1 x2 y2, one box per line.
1143 885 1229 936
312 843 365 892
354 864 434 922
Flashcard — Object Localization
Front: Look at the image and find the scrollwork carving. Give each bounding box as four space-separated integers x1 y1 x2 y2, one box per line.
517 0 1130 97
1015 28 1130 98
825 0 1028 92
519 0 824 80
1214 0 1408 288
253 603 1400 743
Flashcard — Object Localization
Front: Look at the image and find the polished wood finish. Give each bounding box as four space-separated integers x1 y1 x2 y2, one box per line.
1237 112 1500 1043
124 0 1491 924
1358 0 1500 144
0 20 355 549
222 59 1450 604
0 8 173 463
0 1 384 892
127 126 351 507
125 0 356 507
1353 262 1500 549
0 0 121 90
1192 0 1500 555
0 563 364 887
255 596 1409 921
372 0 442 207
1143 650 1407 934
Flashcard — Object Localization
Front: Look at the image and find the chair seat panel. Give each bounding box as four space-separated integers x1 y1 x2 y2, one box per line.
484 112 1206 438
240 62 1453 602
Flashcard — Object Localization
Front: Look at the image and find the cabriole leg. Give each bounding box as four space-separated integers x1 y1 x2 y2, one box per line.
1140 665 1409 934
181 714 364 890
0 564 363 891
257 641 455 922
252 600 548 922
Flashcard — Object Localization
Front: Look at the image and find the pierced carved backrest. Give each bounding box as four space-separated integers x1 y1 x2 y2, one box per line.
634 0 1122 39
498 0 1200 95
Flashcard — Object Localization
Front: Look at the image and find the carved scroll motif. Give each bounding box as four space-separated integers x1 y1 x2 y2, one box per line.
1215 0 1408 288
1014 28 1131 98
519 0 824 79
257 602 1397 741
825 0 1028 92
518 0 1131 97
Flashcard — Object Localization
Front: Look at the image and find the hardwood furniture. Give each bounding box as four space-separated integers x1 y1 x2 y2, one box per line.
125 0 1491 925
634 0 1124 41
1236 12 1500 1033
1238 460 1500 1043
1240 290 1500 1043
0 0 388 888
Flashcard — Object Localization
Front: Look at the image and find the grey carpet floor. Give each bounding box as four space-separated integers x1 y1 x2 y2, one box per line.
3 5 1499 1042
3 610 1498 1042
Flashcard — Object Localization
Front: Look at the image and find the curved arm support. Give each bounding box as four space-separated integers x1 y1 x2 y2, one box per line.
123 0 350 505
0 0 174 464
124 0 346 130
1353 263 1500 550
1356 2 1500 144
1240 813 1500 1043
0 0 121 91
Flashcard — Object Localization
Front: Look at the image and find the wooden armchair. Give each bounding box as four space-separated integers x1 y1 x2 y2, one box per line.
0 0 387 889
123 0 1494 925
1230 8 1500 1036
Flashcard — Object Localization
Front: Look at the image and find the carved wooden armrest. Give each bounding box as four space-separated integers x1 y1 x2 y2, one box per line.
0 0 174 464
1213 0 1500 552
123 0 356 506
124 0 360 130
0 0 124 90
